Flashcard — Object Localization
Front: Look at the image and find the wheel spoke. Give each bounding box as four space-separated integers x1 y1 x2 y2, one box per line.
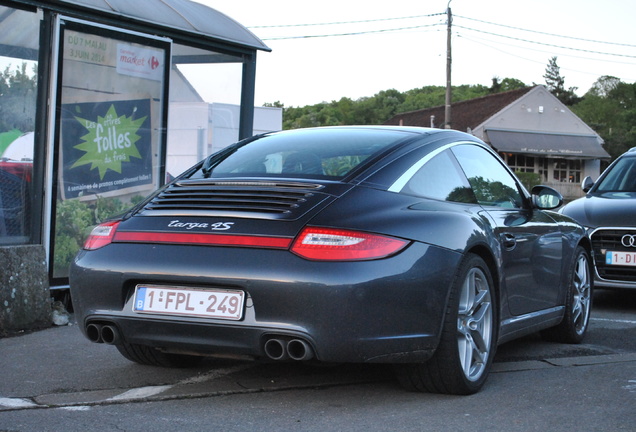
470 326 488 354
457 328 487 377
572 300 582 323
469 303 491 352
459 275 476 314
465 289 488 316
458 333 473 376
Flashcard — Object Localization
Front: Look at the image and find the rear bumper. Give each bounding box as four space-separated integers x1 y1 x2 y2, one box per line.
70 241 461 363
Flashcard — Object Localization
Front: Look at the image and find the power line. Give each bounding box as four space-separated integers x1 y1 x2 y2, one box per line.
247 12 445 29
459 33 636 67
248 11 633 52
454 24 636 59
248 11 635 61
260 23 444 41
454 14 636 49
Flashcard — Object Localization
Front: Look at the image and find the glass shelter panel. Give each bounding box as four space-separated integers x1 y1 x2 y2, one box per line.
52 20 170 281
0 6 41 245
167 43 244 178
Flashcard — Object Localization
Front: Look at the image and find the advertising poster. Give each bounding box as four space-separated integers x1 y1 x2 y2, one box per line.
60 98 153 199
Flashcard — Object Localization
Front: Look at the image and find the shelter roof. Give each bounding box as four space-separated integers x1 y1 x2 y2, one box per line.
11 0 270 52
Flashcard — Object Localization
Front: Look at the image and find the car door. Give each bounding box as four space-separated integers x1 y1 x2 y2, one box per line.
451 144 563 316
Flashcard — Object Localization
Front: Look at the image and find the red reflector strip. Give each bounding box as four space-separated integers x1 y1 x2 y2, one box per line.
113 231 292 249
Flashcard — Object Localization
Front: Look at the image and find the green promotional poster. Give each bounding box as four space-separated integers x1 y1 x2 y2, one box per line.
61 99 153 199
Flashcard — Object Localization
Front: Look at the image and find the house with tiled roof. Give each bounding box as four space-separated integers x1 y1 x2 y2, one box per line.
385 85 610 199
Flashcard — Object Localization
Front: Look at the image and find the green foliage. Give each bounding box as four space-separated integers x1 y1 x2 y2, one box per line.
0 129 23 155
0 62 38 133
489 77 527 93
543 57 581 106
468 176 520 206
572 76 636 161
322 155 366 177
514 171 542 191
278 82 519 130
53 196 140 276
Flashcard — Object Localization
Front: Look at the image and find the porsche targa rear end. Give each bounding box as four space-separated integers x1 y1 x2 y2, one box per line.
71 127 459 364
70 126 592 395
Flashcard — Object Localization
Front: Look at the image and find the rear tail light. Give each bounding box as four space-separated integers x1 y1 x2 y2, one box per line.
83 221 120 250
291 227 409 261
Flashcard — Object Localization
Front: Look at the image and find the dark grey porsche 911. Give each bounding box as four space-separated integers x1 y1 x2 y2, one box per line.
70 126 592 394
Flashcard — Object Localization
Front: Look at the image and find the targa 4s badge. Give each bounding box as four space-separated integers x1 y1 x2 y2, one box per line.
168 220 234 231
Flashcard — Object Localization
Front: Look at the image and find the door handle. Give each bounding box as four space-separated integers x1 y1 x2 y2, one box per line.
501 233 516 250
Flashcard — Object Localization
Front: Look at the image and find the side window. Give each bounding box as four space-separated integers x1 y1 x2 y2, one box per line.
451 144 524 209
402 150 477 203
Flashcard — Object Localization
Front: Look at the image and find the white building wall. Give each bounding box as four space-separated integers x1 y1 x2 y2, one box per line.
167 102 209 177
166 103 282 177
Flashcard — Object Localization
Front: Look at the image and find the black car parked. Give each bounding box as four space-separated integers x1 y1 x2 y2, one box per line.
70 126 592 395
560 147 636 290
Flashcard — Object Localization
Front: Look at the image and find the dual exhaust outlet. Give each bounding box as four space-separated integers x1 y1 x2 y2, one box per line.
86 322 121 345
86 323 314 362
264 337 314 361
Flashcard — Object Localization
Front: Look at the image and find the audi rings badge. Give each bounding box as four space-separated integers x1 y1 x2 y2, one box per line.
621 234 636 248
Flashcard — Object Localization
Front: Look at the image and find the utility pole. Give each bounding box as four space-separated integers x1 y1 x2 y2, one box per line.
444 3 452 129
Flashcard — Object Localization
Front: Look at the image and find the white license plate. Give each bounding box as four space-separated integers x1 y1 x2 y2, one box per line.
605 251 636 267
133 285 244 320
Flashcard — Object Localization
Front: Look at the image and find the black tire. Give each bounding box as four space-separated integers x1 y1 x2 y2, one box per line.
541 246 592 344
395 254 498 395
116 342 203 368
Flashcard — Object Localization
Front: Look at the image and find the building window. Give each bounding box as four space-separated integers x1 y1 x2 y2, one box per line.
538 159 549 182
505 154 535 173
553 159 581 183
0 6 41 245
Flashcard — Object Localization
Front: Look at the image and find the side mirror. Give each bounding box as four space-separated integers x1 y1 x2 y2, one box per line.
531 185 563 210
582 176 595 193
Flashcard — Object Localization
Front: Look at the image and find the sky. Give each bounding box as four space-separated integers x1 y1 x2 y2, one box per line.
191 0 635 107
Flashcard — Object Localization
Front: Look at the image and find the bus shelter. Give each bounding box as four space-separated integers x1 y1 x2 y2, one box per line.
0 0 270 332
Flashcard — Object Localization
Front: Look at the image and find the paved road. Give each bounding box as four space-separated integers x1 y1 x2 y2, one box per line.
0 289 635 431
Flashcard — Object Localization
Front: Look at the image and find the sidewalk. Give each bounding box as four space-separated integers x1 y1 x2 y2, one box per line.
2 322 636 411
0 324 390 410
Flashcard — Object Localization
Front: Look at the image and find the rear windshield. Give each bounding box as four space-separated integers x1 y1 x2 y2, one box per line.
189 128 411 180
595 155 636 193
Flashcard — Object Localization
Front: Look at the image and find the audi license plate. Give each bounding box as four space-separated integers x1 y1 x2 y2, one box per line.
606 251 636 267
133 285 244 320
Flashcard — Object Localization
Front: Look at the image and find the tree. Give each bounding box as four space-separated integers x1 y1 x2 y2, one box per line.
0 62 38 132
262 101 284 108
543 56 580 105
572 77 636 160
490 77 527 93
280 84 501 130
587 75 621 97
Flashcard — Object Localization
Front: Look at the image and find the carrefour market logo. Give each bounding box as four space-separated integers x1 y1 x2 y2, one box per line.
72 104 147 179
